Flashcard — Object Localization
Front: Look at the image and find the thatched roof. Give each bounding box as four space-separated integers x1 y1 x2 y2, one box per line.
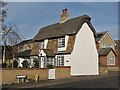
16 50 31 57
16 39 33 46
34 15 97 41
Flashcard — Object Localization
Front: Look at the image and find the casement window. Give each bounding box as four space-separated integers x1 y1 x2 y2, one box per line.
57 56 64 66
109 57 115 65
47 57 54 65
100 44 105 48
58 37 65 48
40 41 44 49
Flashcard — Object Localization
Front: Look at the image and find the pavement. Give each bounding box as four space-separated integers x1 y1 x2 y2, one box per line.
2 71 119 89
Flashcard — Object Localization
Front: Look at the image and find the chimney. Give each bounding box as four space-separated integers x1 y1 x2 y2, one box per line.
60 8 69 23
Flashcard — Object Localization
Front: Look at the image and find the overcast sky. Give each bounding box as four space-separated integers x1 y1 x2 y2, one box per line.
4 2 118 40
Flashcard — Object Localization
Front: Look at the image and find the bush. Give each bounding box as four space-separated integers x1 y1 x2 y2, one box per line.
8 63 12 68
21 60 29 68
47 64 54 69
33 59 39 68
13 60 18 68
2 63 7 68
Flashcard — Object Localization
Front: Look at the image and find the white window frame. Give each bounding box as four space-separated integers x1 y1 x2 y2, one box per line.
100 44 105 48
109 57 115 65
47 57 54 65
107 45 112 48
40 41 44 49
57 56 64 66
58 37 65 48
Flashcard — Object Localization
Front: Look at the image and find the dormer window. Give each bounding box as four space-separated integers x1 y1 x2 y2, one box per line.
40 41 44 49
58 37 65 48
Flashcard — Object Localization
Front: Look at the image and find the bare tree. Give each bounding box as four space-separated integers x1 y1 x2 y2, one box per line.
0 0 22 65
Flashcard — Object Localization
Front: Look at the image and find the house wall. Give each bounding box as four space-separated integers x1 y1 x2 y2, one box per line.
99 56 107 66
98 33 115 50
18 58 30 67
71 22 99 76
46 39 57 54
18 43 33 52
64 54 71 66
31 42 39 55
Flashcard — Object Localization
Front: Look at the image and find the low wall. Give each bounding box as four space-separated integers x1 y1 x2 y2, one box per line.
99 67 108 75
2 68 48 84
55 66 71 79
108 67 120 71
2 66 71 84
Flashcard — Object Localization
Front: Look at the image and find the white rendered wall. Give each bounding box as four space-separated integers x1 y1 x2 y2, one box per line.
18 58 30 67
64 54 71 66
71 22 99 76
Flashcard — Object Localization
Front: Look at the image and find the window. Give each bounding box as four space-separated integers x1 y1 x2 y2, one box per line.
107 45 112 48
100 44 105 48
47 57 54 65
58 37 65 48
109 57 115 65
57 56 64 66
40 41 44 49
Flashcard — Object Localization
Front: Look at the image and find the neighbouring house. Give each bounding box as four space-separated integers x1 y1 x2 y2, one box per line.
15 39 33 67
114 40 120 66
95 31 117 66
30 9 99 76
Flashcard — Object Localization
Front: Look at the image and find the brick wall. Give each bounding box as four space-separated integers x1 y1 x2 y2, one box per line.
2 66 71 84
2 68 48 84
55 66 71 79
99 56 107 66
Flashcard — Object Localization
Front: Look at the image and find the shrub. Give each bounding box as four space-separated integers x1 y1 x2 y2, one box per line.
47 64 54 69
33 59 39 68
21 60 29 68
2 63 7 68
13 60 18 68
8 63 12 68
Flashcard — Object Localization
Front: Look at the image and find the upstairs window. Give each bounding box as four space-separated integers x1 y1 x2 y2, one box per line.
107 45 112 48
58 37 65 48
40 41 44 49
100 44 105 48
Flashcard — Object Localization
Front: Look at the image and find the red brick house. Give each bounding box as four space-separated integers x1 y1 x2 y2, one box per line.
95 31 117 67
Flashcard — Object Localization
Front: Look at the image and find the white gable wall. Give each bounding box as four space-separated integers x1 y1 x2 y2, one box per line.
71 22 99 76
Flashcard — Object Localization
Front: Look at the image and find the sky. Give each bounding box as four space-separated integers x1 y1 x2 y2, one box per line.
4 2 118 41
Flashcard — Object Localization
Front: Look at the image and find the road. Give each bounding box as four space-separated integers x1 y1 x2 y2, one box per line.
2 72 120 89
